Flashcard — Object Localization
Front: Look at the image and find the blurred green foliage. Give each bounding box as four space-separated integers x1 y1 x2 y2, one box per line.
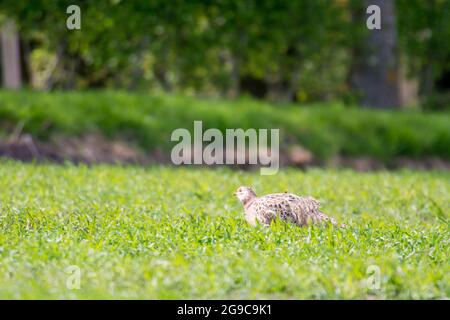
0 90 448 160
397 0 450 96
0 0 449 107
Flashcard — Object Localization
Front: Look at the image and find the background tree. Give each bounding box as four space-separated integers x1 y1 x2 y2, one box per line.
349 0 401 108
397 0 450 109
1 20 22 89
0 0 449 109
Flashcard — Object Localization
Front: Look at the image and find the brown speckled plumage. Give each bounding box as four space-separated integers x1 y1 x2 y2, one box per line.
235 186 341 227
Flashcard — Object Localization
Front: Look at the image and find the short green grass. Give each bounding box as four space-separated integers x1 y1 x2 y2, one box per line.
1 90 449 161
0 161 449 299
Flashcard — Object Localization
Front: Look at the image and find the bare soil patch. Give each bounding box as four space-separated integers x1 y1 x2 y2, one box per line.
1 134 449 171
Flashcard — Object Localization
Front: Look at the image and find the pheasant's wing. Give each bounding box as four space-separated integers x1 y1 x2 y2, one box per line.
292 196 337 225
251 194 305 225
264 193 327 225
248 198 279 226
285 195 322 225
249 193 335 227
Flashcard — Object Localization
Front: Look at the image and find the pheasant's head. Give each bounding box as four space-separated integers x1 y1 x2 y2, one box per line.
234 186 257 206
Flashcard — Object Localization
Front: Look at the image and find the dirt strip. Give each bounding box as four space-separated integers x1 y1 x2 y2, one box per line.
1 134 449 171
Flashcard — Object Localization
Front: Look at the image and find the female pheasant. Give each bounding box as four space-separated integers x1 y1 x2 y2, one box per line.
235 186 343 227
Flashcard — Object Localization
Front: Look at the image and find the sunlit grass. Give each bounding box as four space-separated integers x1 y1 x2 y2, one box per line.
1 90 449 160
0 161 448 299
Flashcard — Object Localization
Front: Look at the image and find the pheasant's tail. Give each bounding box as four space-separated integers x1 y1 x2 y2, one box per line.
319 211 346 228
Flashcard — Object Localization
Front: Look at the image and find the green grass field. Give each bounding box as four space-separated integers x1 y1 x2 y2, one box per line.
1 90 449 161
0 161 448 299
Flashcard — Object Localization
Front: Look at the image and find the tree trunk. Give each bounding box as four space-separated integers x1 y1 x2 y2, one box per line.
1 20 22 89
229 52 240 98
350 0 401 108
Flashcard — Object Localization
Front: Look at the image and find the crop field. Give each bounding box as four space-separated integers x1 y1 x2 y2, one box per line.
0 161 448 299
